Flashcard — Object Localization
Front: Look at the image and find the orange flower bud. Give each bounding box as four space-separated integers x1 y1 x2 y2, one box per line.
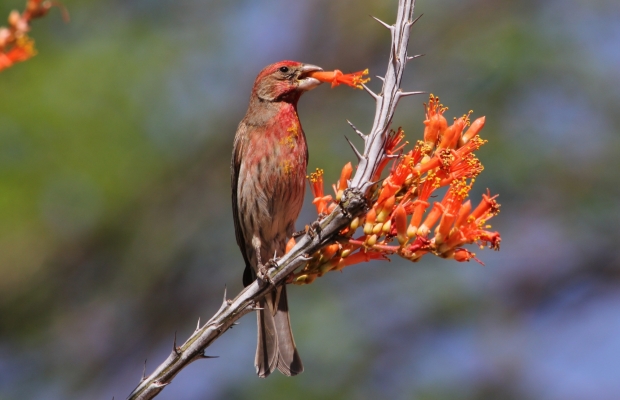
321 243 341 261
366 234 377 247
453 248 484 265
285 237 296 254
408 200 429 237
393 204 408 245
435 212 455 244
338 162 353 191
382 219 392 234
454 200 472 228
453 248 475 262
372 222 384 235
438 117 465 150
461 116 485 145
376 195 396 223
418 202 444 237
363 208 377 235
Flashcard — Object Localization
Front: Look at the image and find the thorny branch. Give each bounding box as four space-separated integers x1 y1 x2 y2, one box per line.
127 1 418 399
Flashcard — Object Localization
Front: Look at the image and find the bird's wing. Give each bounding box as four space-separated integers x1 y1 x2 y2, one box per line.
231 122 254 286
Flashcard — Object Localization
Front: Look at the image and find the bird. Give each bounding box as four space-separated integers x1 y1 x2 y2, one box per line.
231 60 323 377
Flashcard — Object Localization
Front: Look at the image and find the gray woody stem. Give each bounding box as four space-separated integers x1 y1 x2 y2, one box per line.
127 1 417 398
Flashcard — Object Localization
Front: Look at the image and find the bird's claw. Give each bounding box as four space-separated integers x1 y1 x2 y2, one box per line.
306 221 322 242
257 264 273 286
257 259 278 288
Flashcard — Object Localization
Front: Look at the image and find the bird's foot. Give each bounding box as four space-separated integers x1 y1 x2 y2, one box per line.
256 263 272 286
257 259 278 287
306 221 322 241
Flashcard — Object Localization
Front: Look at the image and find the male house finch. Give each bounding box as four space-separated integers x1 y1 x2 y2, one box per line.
231 61 323 377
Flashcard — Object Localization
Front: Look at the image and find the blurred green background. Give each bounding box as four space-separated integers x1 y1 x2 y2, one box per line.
1 0 619 399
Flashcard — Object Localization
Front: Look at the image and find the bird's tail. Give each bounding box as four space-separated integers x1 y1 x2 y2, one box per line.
255 285 303 377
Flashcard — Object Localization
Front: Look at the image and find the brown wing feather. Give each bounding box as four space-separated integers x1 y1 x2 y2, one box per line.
231 122 254 286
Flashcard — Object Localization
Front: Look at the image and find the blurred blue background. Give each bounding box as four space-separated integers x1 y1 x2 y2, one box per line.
1 0 619 399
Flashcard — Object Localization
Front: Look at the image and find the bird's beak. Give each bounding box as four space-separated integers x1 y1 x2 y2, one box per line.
297 64 323 91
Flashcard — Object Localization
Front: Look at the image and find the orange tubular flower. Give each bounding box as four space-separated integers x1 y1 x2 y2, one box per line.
471 189 500 220
435 212 455 245
423 95 449 148
377 154 414 204
372 128 406 181
309 68 370 89
386 128 407 155
334 162 353 202
454 200 472 228
334 249 387 270
418 202 444 237
285 237 296 254
319 244 341 266
375 195 395 223
393 204 408 245
408 199 429 238
461 116 486 145
363 208 377 235
308 168 333 214
439 114 468 150
413 153 443 176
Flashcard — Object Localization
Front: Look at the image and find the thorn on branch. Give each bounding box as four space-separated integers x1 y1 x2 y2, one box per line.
407 54 424 61
172 332 180 356
344 136 363 161
398 90 426 98
370 15 393 30
199 351 219 359
410 14 423 26
141 359 147 382
196 317 201 332
376 75 385 82
361 83 380 100
346 120 367 141
153 381 169 389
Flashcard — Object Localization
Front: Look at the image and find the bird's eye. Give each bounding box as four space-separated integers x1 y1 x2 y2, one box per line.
279 66 289 73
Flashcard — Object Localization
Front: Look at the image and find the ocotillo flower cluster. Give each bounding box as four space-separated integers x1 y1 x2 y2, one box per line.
0 0 68 72
290 95 501 285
